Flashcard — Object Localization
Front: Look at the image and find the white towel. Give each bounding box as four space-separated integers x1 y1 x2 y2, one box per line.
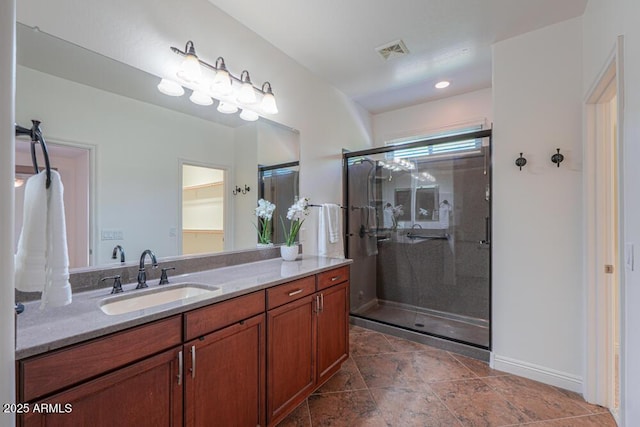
318 204 344 258
15 170 72 308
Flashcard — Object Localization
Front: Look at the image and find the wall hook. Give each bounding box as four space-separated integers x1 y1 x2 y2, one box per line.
233 184 250 195
515 153 527 171
551 148 564 168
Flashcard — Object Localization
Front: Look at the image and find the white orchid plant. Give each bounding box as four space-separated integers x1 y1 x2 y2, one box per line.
255 198 276 244
280 197 310 247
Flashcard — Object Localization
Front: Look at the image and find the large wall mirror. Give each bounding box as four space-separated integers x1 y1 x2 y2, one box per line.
15 23 300 269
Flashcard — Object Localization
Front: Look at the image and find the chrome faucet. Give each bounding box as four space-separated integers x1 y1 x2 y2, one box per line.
411 224 423 229
137 249 158 289
111 245 125 263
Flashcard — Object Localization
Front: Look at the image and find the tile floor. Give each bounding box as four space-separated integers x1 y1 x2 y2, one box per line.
277 325 617 427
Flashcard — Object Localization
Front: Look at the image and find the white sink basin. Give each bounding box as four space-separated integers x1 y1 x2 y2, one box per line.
100 284 222 315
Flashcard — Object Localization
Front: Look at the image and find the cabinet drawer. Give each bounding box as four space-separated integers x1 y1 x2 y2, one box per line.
184 291 265 341
317 266 350 290
266 276 316 310
19 315 182 402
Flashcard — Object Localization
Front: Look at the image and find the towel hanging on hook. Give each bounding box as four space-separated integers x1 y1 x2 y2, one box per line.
15 119 52 189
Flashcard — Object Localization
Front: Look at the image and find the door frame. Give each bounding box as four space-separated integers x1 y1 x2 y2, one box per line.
178 159 229 253
583 35 624 424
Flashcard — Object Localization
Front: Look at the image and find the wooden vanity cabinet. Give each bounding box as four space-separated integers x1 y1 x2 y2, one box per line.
266 293 317 424
22 347 183 427
18 265 349 427
266 268 350 426
316 281 349 385
183 291 266 427
18 316 183 427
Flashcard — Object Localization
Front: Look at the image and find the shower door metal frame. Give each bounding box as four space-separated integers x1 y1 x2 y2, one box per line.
343 128 493 350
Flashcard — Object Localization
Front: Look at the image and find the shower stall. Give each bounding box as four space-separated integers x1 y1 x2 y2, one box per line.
345 129 491 350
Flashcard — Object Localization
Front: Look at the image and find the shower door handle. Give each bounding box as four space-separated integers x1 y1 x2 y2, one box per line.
479 216 490 246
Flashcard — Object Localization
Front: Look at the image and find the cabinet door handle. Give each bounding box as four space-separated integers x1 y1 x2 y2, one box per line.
190 345 196 379
320 293 324 312
331 276 339 282
288 289 303 297
177 350 183 385
315 295 320 314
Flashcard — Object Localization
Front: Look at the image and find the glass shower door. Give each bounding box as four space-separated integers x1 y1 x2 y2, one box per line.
346 132 491 348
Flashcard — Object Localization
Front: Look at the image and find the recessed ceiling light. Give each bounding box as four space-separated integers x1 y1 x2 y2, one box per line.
435 81 450 89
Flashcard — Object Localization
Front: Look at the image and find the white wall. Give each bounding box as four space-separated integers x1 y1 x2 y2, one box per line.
492 18 583 391
233 124 259 249
17 66 236 264
257 121 299 166
1 2 16 425
372 87 492 146
583 1 640 424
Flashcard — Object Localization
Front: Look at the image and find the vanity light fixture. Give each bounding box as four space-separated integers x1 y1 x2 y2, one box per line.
157 78 185 96
260 82 278 114
189 90 213 106
157 40 279 121
176 41 202 83
237 71 257 104
217 102 238 114
240 109 259 122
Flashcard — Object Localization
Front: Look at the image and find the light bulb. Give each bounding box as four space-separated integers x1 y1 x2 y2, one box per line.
14 178 25 188
260 92 278 114
435 80 450 89
189 90 213 106
157 78 184 96
238 83 256 104
237 70 257 104
211 69 232 95
177 54 201 83
217 102 238 114
239 109 259 121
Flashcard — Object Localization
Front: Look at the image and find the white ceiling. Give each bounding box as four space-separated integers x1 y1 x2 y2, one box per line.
208 0 588 114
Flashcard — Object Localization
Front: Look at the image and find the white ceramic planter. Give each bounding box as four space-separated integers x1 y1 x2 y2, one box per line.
280 245 299 261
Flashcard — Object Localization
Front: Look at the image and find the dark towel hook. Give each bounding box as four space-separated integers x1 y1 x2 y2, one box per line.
15 119 51 189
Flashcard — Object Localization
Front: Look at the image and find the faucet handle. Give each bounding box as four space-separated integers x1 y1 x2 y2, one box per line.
159 267 176 285
101 275 123 294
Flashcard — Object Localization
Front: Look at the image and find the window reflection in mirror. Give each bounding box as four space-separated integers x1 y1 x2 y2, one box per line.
181 164 225 255
258 162 299 245
415 186 439 221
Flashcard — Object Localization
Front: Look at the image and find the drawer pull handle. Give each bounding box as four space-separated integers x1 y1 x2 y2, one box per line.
191 345 196 379
288 289 303 296
177 350 183 385
331 276 339 282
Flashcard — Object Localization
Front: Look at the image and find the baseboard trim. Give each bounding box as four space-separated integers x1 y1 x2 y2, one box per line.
491 354 583 393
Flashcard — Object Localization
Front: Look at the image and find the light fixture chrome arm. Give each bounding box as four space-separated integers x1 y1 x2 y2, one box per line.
170 44 271 95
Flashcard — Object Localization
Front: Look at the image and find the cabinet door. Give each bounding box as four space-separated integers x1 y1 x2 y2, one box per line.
22 347 182 427
184 314 266 427
266 294 316 426
316 281 349 385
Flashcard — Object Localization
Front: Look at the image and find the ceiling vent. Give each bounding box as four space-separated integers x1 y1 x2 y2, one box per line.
375 39 409 60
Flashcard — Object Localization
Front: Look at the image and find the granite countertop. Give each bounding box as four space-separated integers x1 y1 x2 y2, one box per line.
16 255 352 360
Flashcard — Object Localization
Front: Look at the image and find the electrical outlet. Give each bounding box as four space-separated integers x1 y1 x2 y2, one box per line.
101 230 124 241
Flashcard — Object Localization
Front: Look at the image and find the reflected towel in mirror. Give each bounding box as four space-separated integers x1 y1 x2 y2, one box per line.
15 170 72 308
